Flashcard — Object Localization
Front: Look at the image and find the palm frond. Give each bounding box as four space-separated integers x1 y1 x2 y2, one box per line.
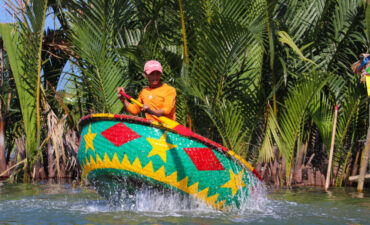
67 0 134 113
2 0 48 170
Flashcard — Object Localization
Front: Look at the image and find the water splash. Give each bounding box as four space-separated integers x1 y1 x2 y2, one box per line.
89 174 268 214
237 176 269 214
97 183 215 213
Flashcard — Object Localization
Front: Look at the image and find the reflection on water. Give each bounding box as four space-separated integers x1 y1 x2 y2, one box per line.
0 180 369 225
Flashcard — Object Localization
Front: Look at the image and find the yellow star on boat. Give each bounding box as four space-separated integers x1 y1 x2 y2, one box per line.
221 169 246 197
146 132 177 163
84 123 97 153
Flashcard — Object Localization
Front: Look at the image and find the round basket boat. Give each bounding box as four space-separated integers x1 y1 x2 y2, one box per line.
77 113 262 210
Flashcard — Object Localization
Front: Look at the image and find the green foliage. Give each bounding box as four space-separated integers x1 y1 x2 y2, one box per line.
255 0 367 185
0 0 49 179
262 74 330 182
65 0 135 114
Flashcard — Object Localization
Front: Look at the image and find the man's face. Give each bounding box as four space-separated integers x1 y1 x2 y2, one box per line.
145 71 161 87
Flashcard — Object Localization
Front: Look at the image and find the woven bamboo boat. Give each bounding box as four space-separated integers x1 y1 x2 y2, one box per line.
77 113 262 210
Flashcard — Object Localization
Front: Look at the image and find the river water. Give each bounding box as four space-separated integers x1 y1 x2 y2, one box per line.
0 181 369 224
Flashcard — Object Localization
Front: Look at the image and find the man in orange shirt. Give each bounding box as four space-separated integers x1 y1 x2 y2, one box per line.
117 60 176 121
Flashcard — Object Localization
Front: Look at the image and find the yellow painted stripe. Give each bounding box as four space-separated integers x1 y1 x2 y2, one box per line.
92 113 114 118
130 98 143 107
156 116 179 129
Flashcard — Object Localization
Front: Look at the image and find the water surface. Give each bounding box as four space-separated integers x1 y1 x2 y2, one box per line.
0 181 369 224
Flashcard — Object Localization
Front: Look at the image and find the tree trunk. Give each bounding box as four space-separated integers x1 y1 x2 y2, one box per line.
0 46 5 175
281 154 286 186
60 162 66 178
294 144 305 184
351 151 360 180
32 158 46 180
307 168 312 186
325 105 338 191
358 125 370 192
315 170 322 186
48 141 56 178
0 116 6 175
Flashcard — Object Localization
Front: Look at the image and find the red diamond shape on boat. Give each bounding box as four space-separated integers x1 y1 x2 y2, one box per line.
101 123 141 147
184 147 224 171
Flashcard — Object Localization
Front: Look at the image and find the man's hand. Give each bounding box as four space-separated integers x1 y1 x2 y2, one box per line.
142 105 165 117
117 87 130 108
141 104 150 113
117 87 126 98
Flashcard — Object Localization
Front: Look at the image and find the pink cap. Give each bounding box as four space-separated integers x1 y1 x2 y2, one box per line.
144 60 162 74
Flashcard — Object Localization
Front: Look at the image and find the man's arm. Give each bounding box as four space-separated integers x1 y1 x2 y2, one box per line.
117 87 141 115
142 105 165 117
